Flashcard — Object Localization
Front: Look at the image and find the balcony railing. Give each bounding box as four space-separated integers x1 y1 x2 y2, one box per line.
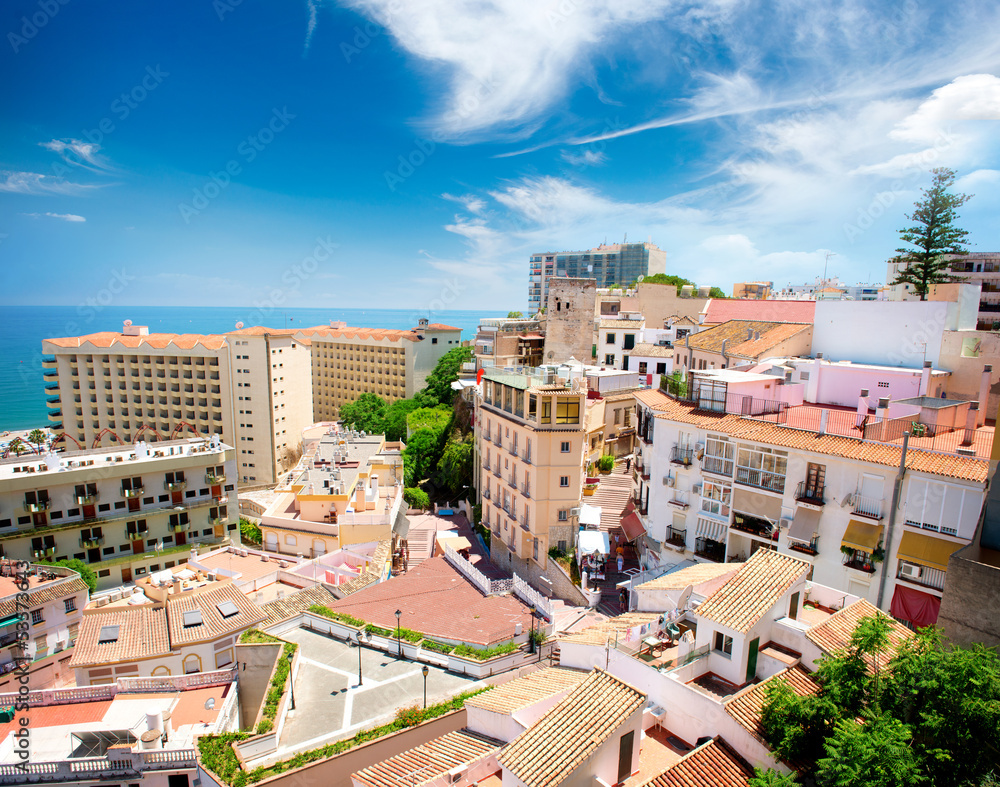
482 488 491 500
508 476 517 489
842 551 876 573
788 536 819 556
852 494 883 520
794 481 825 505
521 484 531 498
32 547 55 559
670 446 694 466
896 563 946 592
127 529 149 540
80 535 105 548
164 480 187 492
666 527 687 548
24 500 51 513
694 537 725 563
209 516 226 527
493 467 502 478
734 466 785 494
122 487 144 499
482 459 491 470
508 445 519 457
522 451 532 465
168 520 191 532
205 472 226 485
76 493 98 505
730 516 778 541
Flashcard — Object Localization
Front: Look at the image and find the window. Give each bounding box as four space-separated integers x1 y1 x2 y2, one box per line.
638 362 647 374
555 400 580 424
701 479 732 518
605 354 615 365
541 399 551 424
735 445 787 493
560 476 569 487
31 610 44 625
714 631 733 656
560 441 570 453
623 334 635 350
704 435 734 476
606 333 616 344
558 510 568 521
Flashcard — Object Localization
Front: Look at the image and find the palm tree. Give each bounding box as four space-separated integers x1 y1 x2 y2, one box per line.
28 429 47 450
7 437 26 456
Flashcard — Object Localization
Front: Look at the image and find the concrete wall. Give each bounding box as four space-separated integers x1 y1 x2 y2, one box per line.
234 641 282 731
252 708 468 787
489 543 587 607
939 542 1000 649
621 285 708 328
543 279 597 364
938 331 1000 415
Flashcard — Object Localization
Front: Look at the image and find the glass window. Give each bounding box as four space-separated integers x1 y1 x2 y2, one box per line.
606 333 616 344
560 476 569 487
714 631 733 655
560 441 570 453
555 400 580 424
701 479 732 518
541 399 551 424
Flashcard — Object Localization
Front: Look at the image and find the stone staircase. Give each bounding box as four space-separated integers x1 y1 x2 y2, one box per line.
403 528 435 569
583 463 640 617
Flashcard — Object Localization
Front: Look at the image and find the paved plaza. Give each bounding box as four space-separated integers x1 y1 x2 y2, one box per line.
275 627 483 757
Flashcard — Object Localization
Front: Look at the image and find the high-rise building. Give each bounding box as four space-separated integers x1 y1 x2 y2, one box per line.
42 322 313 486
0 436 239 590
307 319 463 420
528 241 666 312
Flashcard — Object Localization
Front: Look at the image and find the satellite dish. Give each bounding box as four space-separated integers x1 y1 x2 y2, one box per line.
204 698 216 710
676 584 694 613
124 319 132 326
637 275 645 282
235 321 244 330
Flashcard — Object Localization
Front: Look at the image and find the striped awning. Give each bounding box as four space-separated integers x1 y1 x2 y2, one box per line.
841 520 884 553
897 530 961 572
696 517 727 542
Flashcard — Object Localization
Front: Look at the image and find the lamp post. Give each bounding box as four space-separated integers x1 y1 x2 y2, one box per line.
529 605 536 654
395 609 402 659
286 649 295 710
354 630 364 687
422 665 429 709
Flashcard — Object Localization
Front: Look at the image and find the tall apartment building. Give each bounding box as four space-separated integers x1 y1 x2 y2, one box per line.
732 281 773 299
42 322 313 486
476 366 587 590
307 319 463 420
886 252 1000 325
631 371 990 629
0 436 239 590
528 241 667 312
474 317 545 370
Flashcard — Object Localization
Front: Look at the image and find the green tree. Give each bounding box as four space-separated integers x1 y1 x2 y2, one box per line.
816 712 924 787
338 393 388 434
239 517 262 545
708 286 728 299
507 311 524 318
49 558 97 593
384 398 422 442
434 431 473 500
403 428 447 487
406 406 452 438
27 429 47 449
889 168 972 300
749 768 798 787
403 487 430 510
7 437 26 456
421 347 472 406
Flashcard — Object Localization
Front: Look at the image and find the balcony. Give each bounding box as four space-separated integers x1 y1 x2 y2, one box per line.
209 516 226 527
482 459 491 470
851 494 883 520
32 547 56 559
508 444 519 457
42 369 58 379
482 488 491 501
734 466 785 494
694 537 726 563
508 476 517 489
76 492 98 505
788 536 820 556
731 512 779 541
45 396 61 408
842 550 877 574
205 472 226 485
123 487 144 499
702 456 733 477
24 500 51 513
165 480 187 492
522 451 532 465
169 520 191 533
521 484 531 499
670 446 694 466
493 467 502 479
79 535 105 548
666 527 687 548
794 481 825 506
127 529 149 540
896 563 946 592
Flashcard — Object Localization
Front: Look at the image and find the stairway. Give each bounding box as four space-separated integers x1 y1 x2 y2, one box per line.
405 528 435 569
583 463 641 616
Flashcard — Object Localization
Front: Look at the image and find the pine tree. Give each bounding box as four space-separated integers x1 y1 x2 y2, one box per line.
889 168 972 300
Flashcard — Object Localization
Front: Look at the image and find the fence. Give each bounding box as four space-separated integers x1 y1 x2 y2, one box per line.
443 545 552 619
0 748 198 784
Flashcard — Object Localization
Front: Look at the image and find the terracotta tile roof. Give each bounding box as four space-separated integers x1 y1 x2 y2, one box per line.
559 612 661 645
806 599 914 672
46 332 228 350
167 582 266 647
696 550 809 634
639 737 754 787
353 729 502 787
636 562 741 591
630 343 675 359
422 323 462 331
0 576 88 619
70 606 171 668
499 669 646 787
304 326 421 343
259 584 340 628
465 668 588 715
686 321 810 357
602 392 639 403
599 319 645 329
724 667 819 770
330 556 533 647
0 699 113 741
650 398 989 482
703 300 816 325
337 538 392 595
226 326 300 336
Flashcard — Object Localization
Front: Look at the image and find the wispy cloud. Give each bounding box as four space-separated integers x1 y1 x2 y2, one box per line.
304 0 322 52
560 149 607 167
20 212 87 222
40 139 116 173
442 192 486 215
0 171 104 196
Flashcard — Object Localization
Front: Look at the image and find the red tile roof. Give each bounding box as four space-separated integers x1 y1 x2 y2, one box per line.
303 326 421 343
639 737 754 787
806 599 913 672
70 606 171 668
329 556 533 646
354 730 501 787
45 332 228 350
703 300 816 325
422 323 462 331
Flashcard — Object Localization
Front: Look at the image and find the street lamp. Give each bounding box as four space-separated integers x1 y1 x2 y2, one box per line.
395 609 402 659
422 665 429 709
286 649 295 710
354 629 369 687
529 605 536 654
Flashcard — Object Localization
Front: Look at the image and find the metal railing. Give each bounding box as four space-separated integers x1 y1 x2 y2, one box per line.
852 494 883 519
734 465 785 494
788 536 819 556
896 563 946 591
671 446 694 465
794 481 825 505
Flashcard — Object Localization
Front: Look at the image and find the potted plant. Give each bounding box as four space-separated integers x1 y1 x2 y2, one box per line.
596 455 615 474
583 483 598 497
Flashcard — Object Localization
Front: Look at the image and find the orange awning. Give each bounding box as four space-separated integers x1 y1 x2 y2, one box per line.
897 530 960 572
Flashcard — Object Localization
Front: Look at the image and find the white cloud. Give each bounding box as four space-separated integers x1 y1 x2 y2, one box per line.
20 212 87 222
560 149 607 167
339 0 674 139
0 171 103 195
304 0 322 52
40 139 115 172
890 74 1000 144
442 192 486 214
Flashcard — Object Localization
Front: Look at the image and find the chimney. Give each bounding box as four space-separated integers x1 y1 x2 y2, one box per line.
877 396 890 441
816 352 824 360
857 388 870 422
720 339 728 358
746 328 753 341
979 365 992 427
964 401 980 443
920 360 932 396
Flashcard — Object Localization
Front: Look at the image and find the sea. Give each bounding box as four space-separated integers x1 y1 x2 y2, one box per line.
0 305 506 433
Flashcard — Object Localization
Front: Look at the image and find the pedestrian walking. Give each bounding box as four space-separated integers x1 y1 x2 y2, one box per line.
617 553 624 573
625 457 631 472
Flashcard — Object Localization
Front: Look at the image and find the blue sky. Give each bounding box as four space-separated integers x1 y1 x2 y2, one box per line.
2 0 1000 312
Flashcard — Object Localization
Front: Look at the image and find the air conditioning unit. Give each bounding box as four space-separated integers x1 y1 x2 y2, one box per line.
900 563 923 580
692 483 702 494
663 476 674 487
569 507 581 518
